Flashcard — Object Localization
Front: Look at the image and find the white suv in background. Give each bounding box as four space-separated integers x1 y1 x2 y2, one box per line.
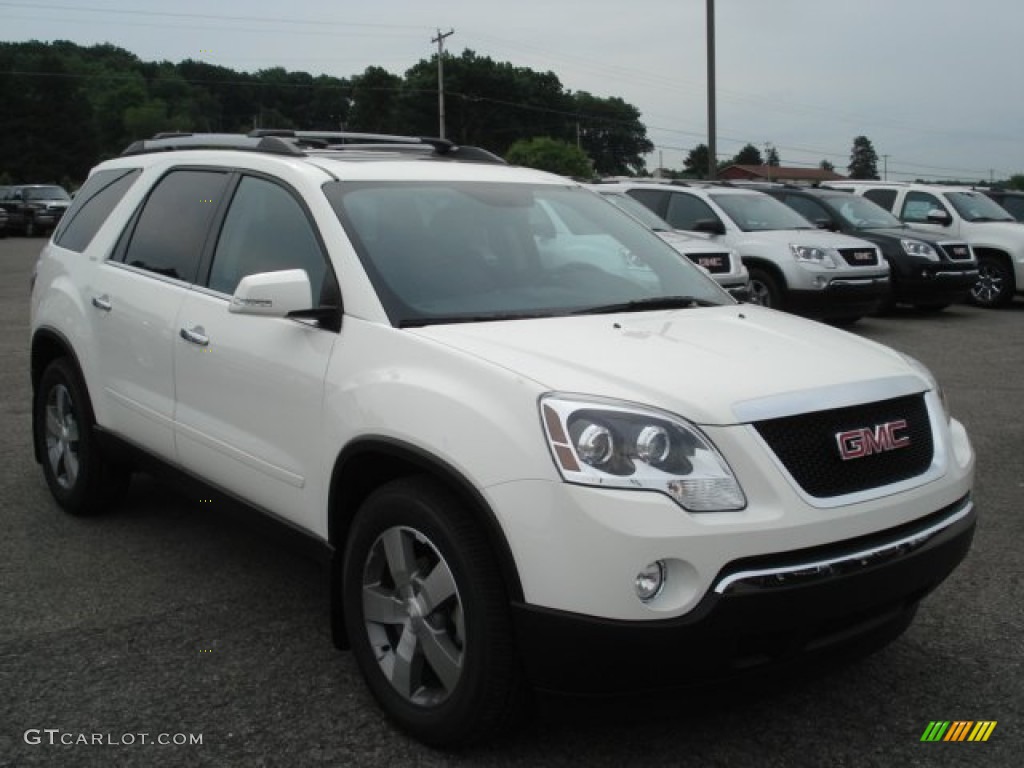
601 181 890 323
31 132 975 747
826 181 1024 307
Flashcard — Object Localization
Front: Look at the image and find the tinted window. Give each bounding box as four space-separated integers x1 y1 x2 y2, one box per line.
943 191 1015 223
122 170 228 282
624 188 669 218
54 169 141 253
665 192 720 230
901 191 945 223
783 195 830 226
207 175 331 303
995 195 1024 222
863 189 898 211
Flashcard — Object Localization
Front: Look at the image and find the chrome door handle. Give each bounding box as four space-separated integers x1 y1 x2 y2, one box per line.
91 295 112 312
179 326 210 346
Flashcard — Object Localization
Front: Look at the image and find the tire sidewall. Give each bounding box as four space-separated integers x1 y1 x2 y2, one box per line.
971 257 1013 307
748 267 781 309
341 480 507 743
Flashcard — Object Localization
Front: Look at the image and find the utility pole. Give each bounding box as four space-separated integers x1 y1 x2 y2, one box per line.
706 0 717 180
432 28 454 139
882 154 889 181
764 141 774 182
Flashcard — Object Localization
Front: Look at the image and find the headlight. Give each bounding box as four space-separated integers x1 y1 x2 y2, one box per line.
790 244 839 269
900 353 950 422
900 239 939 261
540 394 746 511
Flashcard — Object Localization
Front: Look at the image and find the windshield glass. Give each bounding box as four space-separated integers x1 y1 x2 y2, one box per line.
709 192 814 231
829 194 903 229
598 191 673 230
325 181 727 326
23 186 70 201
943 191 1015 222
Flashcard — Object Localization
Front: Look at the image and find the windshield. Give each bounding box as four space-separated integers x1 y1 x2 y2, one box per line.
599 191 673 230
709 192 814 232
829 194 903 229
23 186 70 201
325 181 727 326
943 191 1015 223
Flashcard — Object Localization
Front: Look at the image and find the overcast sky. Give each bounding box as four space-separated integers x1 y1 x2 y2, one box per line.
3 0 1023 180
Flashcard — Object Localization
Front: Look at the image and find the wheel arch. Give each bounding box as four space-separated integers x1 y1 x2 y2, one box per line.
30 327 91 464
326 437 525 647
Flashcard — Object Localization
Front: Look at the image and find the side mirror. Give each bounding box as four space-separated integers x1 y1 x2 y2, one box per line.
814 218 839 232
692 218 726 235
926 208 952 225
230 269 312 317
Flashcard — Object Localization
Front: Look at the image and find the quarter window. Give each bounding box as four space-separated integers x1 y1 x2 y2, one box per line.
207 175 331 304
863 189 897 211
121 170 229 282
54 169 141 253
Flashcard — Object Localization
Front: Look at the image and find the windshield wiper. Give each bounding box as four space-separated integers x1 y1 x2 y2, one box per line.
400 311 550 328
571 295 719 315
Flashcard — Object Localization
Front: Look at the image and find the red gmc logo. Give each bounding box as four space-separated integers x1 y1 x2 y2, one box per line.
836 420 910 460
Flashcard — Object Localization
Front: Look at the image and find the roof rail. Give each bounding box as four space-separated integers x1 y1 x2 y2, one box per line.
121 130 507 164
121 133 305 157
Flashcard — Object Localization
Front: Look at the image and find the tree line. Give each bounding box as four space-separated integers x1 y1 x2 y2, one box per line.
0 40 653 185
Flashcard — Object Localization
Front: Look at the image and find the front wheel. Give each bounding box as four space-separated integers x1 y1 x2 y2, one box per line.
747 267 784 310
33 358 129 515
970 256 1014 308
342 476 529 747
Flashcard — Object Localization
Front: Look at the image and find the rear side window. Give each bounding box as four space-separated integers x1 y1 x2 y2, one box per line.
53 169 141 253
665 192 720 231
863 189 898 211
120 170 229 282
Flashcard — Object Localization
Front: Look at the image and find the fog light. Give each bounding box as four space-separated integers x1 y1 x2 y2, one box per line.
814 275 829 289
635 560 666 602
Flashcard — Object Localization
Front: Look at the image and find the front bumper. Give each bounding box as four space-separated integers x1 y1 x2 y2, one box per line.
892 266 979 303
512 495 974 694
788 276 890 318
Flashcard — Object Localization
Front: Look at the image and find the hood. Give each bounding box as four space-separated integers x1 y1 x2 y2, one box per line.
411 305 923 425
657 230 732 255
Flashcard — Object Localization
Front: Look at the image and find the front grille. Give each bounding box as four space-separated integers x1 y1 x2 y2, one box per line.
940 242 972 261
686 252 730 273
838 247 879 267
753 394 933 497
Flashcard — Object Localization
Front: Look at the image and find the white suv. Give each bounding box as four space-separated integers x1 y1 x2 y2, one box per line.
31 132 975 747
826 181 1024 307
602 181 891 322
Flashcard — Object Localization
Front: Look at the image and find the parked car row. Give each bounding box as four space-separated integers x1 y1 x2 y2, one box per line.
597 178 1023 315
0 184 72 237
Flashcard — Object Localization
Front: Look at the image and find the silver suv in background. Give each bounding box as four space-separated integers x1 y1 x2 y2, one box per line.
825 181 1024 308
602 181 889 323
588 186 749 298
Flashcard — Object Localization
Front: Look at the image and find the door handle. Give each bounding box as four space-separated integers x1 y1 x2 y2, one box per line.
91 295 112 312
179 326 210 347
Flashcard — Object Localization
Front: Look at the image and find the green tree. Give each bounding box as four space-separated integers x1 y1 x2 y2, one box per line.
766 146 780 167
732 143 763 166
347 66 403 133
1006 174 1024 191
572 91 652 176
848 136 879 179
820 159 835 172
505 137 592 177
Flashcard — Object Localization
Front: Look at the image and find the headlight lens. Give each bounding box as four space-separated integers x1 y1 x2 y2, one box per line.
540 394 746 511
900 239 939 261
790 244 839 268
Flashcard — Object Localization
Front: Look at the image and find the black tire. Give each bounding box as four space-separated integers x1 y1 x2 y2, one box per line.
33 358 130 516
970 255 1014 308
747 267 784 310
342 476 529 747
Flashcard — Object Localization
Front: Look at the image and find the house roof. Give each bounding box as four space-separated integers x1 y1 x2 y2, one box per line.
720 164 846 182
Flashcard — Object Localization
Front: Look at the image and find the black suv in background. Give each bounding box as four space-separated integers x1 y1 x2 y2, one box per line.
0 184 72 236
979 188 1024 222
761 185 978 310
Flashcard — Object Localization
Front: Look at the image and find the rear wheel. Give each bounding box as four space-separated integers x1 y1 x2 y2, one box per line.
970 256 1014 308
33 358 129 515
342 476 529 747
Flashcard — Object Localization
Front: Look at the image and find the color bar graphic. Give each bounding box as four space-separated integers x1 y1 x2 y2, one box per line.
920 721 996 742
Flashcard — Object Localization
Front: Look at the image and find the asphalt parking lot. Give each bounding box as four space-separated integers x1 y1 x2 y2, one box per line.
1 235 1021 768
